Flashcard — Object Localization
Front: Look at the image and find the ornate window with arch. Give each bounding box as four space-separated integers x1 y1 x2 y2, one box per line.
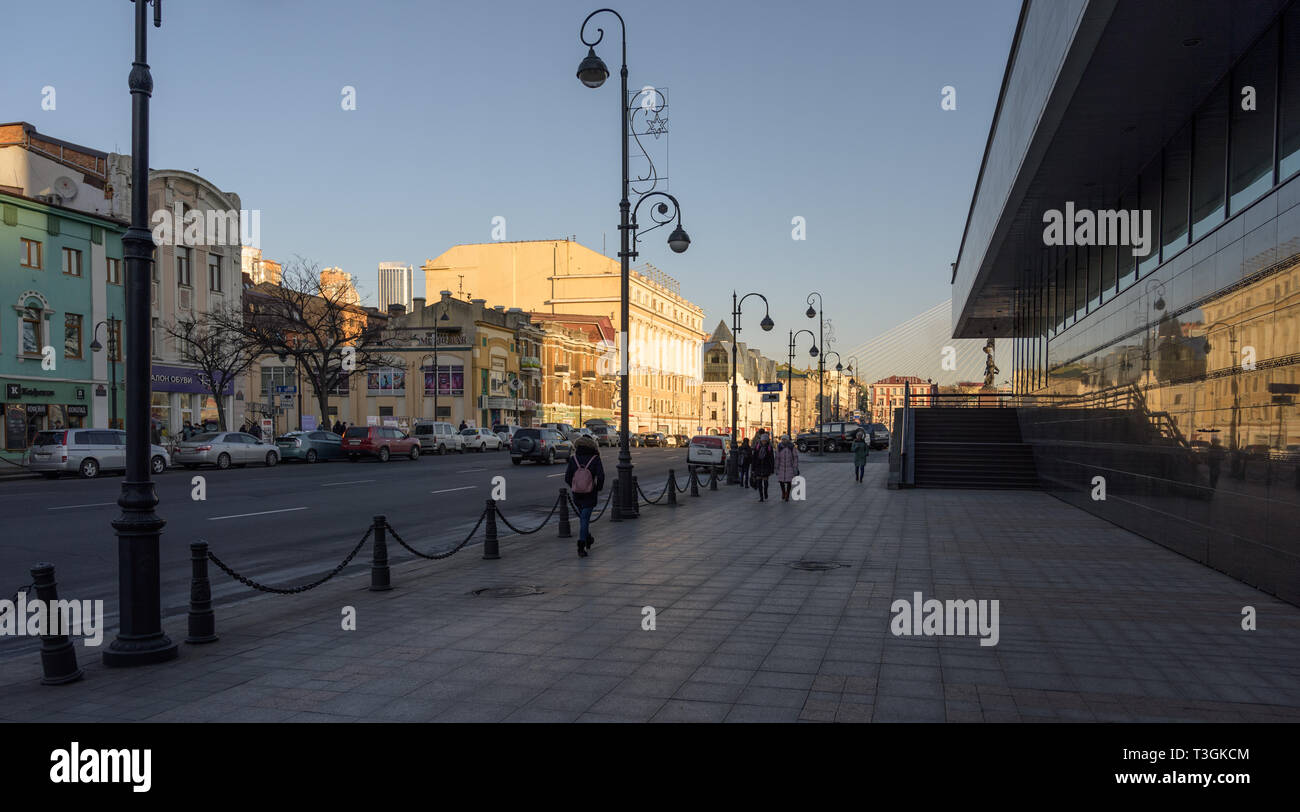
13 292 52 360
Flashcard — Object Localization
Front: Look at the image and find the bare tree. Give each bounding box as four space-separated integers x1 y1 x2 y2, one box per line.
217 258 397 426
164 303 262 431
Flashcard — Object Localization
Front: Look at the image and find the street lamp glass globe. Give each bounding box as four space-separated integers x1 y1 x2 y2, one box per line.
809 345 819 357
667 225 691 253
836 362 843 372
577 48 609 88
1154 297 1166 311
90 338 103 352
760 315 774 331
805 306 816 319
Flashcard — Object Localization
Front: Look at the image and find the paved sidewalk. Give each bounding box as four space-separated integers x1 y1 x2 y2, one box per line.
2 458 1298 722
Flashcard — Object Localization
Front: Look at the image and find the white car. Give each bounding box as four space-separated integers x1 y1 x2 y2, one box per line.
460 427 503 452
686 435 727 471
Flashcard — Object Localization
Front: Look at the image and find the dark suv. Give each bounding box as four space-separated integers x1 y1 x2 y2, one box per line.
510 428 574 465
343 426 421 462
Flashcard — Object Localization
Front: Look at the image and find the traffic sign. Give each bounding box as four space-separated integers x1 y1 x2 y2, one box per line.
757 382 783 392
761 392 779 402
275 385 297 394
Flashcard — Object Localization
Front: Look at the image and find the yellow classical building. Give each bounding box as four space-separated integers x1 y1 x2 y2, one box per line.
422 239 706 434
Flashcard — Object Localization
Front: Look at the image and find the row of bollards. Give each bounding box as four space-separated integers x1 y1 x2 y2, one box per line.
30 464 727 685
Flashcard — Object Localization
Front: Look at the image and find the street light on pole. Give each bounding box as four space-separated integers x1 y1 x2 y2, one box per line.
824 350 842 421
789 329 817 444
89 314 121 429
421 304 451 420
577 10 691 518
806 292 826 454
104 0 176 667
727 290 774 482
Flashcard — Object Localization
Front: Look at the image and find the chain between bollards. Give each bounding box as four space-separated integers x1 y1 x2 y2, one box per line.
30 563 82 685
187 541 217 644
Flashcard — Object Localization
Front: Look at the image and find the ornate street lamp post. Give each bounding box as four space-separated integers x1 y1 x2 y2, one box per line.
89 314 121 429
727 291 773 482
105 0 176 667
577 9 691 517
824 351 842 421
420 303 451 420
805 292 826 454
788 329 818 444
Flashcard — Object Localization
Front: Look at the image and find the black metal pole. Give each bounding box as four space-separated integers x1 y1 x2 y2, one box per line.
787 330 793 438
105 0 175 667
729 291 739 482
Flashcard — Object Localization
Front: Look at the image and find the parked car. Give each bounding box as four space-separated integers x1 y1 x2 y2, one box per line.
493 424 525 449
588 423 617 447
642 432 666 447
542 422 578 442
686 435 727 471
341 426 421 462
572 427 596 444
461 427 504 452
796 422 865 453
274 430 343 463
617 430 642 447
866 422 891 450
27 429 172 479
510 427 573 465
413 420 464 454
173 431 280 469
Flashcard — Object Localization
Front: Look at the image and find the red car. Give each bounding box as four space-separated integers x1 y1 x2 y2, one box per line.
343 426 421 462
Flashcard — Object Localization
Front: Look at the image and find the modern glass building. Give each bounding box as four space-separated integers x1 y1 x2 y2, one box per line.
954 0 1300 604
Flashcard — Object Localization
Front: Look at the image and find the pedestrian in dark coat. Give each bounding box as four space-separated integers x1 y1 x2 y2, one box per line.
750 431 775 502
852 430 869 483
736 437 753 488
564 435 606 557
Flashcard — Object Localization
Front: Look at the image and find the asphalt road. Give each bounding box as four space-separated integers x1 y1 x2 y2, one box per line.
0 444 702 657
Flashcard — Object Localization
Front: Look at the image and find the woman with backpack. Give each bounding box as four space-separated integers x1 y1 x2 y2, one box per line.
750 431 775 502
851 429 869 483
774 434 800 501
564 435 606 557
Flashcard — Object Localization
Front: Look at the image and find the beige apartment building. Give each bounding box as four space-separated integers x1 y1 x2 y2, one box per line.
422 239 706 434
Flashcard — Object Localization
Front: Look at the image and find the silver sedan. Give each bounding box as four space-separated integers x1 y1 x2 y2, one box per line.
172 432 280 470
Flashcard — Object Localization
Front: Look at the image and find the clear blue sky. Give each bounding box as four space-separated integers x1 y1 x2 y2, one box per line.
1 0 1020 362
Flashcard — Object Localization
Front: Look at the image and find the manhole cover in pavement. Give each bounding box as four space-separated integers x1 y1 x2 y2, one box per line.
788 561 845 571
470 585 544 598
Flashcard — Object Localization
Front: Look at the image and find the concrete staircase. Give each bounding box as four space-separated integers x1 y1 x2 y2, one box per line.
911 408 1039 489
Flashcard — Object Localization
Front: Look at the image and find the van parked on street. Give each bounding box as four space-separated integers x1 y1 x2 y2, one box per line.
27 429 172 479
412 420 464 454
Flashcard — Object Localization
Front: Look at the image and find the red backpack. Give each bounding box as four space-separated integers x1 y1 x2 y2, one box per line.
571 455 596 494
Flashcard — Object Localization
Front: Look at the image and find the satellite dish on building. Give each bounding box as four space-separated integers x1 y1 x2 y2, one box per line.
53 176 78 200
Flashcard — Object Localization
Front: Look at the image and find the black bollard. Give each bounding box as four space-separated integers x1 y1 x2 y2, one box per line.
483 500 500 559
370 515 392 591
629 476 641 517
611 477 623 522
709 467 719 491
690 467 700 497
558 488 572 538
667 469 678 507
186 541 218 644
29 563 83 685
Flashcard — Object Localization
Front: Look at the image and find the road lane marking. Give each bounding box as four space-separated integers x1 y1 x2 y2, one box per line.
546 473 565 478
321 479 375 487
208 507 308 521
457 468 486 473
431 486 477 495
47 502 117 511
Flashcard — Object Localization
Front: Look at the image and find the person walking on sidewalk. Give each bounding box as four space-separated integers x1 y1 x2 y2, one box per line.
565 435 605 557
737 437 753 488
751 431 775 502
852 430 869 483
775 434 800 501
